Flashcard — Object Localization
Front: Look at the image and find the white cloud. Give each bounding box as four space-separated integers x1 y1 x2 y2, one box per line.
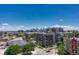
20 25 24 28
51 24 79 31
0 24 28 31
0 23 79 31
44 26 47 28
1 23 9 26
59 19 63 22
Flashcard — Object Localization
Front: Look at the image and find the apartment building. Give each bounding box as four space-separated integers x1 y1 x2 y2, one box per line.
64 36 79 55
35 32 63 47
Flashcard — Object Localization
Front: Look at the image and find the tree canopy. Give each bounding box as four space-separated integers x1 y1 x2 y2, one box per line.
22 43 35 54
4 45 21 55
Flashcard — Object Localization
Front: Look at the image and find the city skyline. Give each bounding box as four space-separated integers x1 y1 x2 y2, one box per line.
0 4 79 31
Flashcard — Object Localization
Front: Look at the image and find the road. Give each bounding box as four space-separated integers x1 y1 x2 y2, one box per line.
32 45 58 55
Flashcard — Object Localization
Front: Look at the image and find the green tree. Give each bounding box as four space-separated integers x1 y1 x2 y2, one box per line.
18 30 25 37
75 32 79 37
4 45 21 55
57 42 64 55
27 33 37 46
22 43 35 55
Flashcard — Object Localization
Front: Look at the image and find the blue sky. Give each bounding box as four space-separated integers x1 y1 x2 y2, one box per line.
0 4 79 31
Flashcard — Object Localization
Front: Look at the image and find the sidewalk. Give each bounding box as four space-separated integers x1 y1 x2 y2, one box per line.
0 47 8 55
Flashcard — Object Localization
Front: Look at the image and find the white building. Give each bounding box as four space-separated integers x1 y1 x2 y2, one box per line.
7 37 26 47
